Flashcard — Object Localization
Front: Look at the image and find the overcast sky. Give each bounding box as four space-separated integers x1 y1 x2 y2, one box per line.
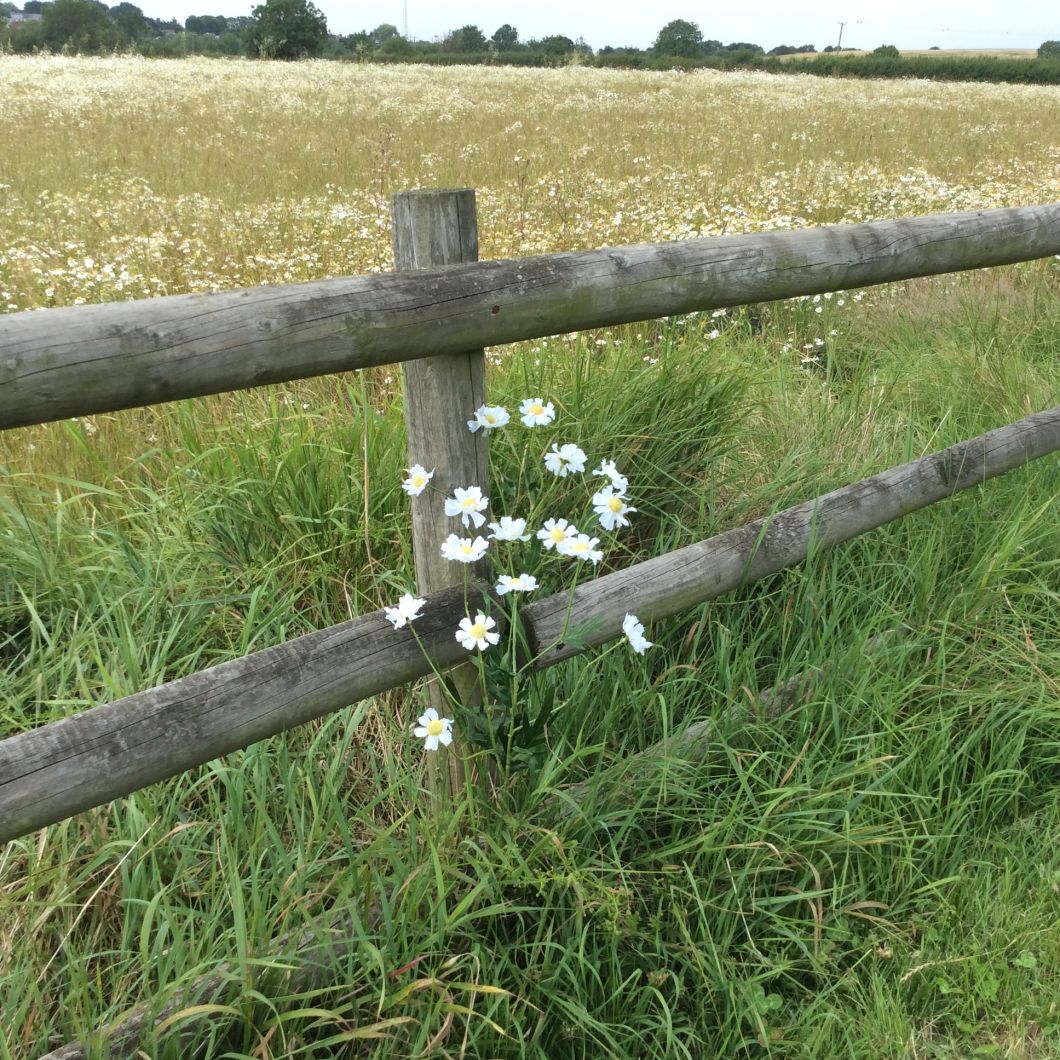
131 0 1057 52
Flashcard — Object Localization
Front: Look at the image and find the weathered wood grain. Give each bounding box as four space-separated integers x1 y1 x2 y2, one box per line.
2 204 1058 430
393 188 490 796
0 582 502 844
523 407 1060 665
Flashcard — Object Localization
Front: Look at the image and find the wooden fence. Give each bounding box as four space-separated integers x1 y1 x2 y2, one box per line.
1 192 1059 849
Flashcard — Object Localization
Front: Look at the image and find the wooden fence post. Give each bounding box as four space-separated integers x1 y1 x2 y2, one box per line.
391 188 489 800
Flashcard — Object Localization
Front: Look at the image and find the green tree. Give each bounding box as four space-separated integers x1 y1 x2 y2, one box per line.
1038 40 1060 59
653 18 702 58
369 21 397 47
537 34 574 56
491 23 518 51
109 1 146 41
185 13 227 34
872 44 900 57
246 0 327 59
441 24 487 53
41 0 117 51
378 31 411 57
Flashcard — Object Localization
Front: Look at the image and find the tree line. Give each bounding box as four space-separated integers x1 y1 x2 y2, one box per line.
2 2 1058 86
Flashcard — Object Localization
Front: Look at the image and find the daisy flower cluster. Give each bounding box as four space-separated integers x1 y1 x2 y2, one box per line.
388 395 652 753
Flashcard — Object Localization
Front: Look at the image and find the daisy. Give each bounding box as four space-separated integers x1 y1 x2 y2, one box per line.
401 464 434 497
557 533 603 564
383 592 426 630
519 397 556 427
440 534 489 564
488 516 531 542
444 485 489 529
456 613 500 651
537 517 578 551
414 707 453 752
622 613 653 655
591 458 628 495
544 442 587 477
592 485 637 532
496 573 538 595
467 404 510 433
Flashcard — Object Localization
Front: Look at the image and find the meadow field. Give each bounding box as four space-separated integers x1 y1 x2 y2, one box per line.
1 57 1059 1057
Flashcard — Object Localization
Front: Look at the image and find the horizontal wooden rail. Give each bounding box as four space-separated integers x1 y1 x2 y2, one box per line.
524 406 1060 662
0 582 504 843
1 407 1056 845
1 203 1058 431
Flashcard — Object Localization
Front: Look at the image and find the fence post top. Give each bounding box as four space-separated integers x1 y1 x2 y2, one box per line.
392 187 476 201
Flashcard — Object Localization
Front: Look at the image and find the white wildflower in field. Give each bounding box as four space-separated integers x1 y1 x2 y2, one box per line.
441 534 489 563
496 573 538 595
591 458 628 495
383 592 426 629
537 518 578 550
414 707 453 751
622 613 653 654
558 533 603 564
593 485 636 532
468 405 510 432
544 443 587 477
488 516 531 541
519 397 555 427
444 485 489 528
402 464 434 497
456 612 500 651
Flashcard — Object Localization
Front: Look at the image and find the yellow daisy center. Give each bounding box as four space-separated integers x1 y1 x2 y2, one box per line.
411 474 426 488
485 413 497 424
460 543 474 555
529 403 544 416
550 527 566 542
426 718 444 737
608 496 624 512
469 622 487 640
572 541 588 553
461 496 477 508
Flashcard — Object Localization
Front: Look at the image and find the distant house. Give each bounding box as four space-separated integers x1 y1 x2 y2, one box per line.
9 11 44 24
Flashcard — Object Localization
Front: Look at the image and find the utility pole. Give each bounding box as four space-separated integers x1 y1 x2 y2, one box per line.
835 19 861 50
402 0 408 38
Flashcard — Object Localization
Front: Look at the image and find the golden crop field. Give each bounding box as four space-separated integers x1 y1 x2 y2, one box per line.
1 55 1058 314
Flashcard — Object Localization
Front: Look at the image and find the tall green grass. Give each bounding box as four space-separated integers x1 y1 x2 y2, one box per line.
1 269 1058 1057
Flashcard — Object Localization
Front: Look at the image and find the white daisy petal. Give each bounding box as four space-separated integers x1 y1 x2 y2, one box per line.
622 613 653 654
414 707 453 752
401 464 435 497
519 397 556 427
